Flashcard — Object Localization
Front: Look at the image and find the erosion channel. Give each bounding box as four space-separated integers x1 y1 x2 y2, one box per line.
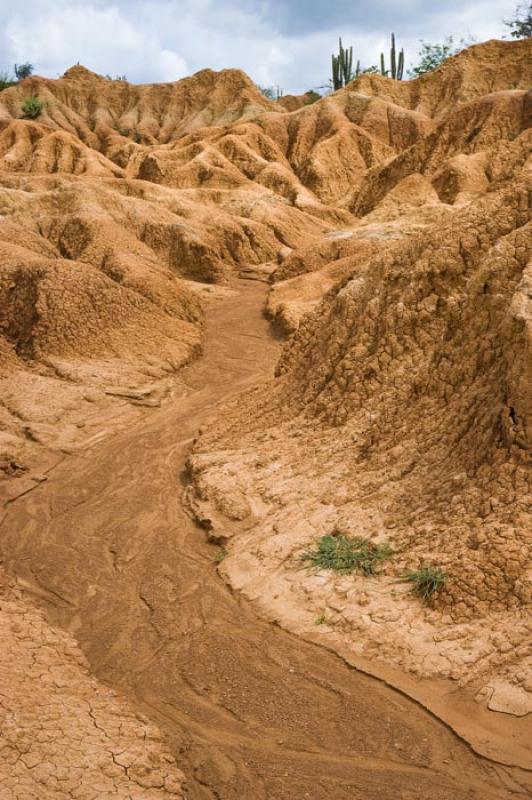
1 281 530 800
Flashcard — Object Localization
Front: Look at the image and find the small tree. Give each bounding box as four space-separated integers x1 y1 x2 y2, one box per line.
408 37 474 78
15 62 34 81
408 38 455 77
504 3 532 37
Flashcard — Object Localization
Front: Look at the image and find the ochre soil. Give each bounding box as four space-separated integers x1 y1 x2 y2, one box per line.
1 281 531 799
0 39 531 797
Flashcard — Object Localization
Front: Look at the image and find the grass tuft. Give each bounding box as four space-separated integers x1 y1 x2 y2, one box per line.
213 547 227 564
403 565 446 603
22 96 43 118
300 533 392 576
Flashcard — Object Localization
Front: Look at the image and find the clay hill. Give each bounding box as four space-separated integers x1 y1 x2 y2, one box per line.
184 39 532 710
0 36 531 797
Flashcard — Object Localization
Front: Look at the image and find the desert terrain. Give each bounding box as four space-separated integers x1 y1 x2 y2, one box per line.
0 37 531 798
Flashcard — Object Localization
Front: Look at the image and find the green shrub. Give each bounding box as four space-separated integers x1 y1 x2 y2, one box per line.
303 90 321 105
403 565 446 603
300 533 392 576
22 97 44 118
505 3 532 38
408 37 473 78
0 72 16 92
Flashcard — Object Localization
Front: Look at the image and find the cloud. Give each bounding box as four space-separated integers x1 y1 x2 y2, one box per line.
2 1 189 82
0 0 520 92
261 0 515 38
158 49 188 82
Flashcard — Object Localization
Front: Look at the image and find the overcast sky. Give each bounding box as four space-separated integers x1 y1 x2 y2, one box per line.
0 0 521 92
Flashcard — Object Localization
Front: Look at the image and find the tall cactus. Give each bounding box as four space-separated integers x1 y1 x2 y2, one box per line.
332 38 359 90
397 48 404 80
331 51 341 91
342 38 352 85
379 33 405 80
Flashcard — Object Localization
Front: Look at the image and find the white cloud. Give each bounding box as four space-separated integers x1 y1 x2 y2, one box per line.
2 2 189 81
158 49 188 82
0 0 521 91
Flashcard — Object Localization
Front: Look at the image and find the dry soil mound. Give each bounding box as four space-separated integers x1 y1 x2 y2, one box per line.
0 65 277 144
352 38 532 117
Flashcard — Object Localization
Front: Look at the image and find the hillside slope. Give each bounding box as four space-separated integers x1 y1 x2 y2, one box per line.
185 40 532 712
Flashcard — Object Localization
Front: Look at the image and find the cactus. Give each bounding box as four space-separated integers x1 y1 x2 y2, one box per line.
391 32 397 79
331 34 404 88
332 38 359 90
332 52 340 90
397 49 404 80
379 33 405 80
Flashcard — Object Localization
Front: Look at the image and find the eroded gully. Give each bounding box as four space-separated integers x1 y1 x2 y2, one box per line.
1 281 530 800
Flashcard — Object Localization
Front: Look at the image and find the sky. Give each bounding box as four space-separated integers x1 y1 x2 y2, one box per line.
0 0 521 93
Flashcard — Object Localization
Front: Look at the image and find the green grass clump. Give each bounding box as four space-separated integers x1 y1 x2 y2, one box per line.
213 547 227 564
300 533 392 576
403 565 446 603
22 97 44 118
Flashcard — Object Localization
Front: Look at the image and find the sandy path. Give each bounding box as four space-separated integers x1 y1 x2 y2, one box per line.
0 281 530 799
